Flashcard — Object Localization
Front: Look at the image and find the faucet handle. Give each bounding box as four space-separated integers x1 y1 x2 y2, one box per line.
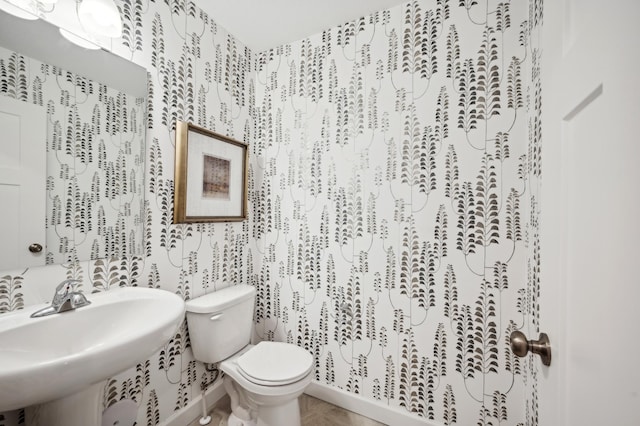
56 279 82 290
53 279 82 305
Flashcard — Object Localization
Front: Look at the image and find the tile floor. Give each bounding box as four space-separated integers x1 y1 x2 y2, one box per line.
186 394 386 426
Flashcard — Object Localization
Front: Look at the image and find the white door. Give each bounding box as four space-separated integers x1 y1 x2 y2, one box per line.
539 1 640 425
0 95 46 270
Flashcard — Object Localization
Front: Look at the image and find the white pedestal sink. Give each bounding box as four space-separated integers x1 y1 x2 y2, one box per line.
0 287 185 425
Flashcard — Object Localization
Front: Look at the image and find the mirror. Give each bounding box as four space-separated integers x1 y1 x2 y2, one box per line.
0 9 147 269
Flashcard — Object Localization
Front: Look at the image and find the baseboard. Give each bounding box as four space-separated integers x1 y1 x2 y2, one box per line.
160 381 226 426
160 379 441 426
305 381 439 426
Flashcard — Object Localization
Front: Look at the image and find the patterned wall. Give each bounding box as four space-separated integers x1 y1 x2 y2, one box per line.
0 45 145 265
0 0 543 425
0 0 252 425
251 0 542 424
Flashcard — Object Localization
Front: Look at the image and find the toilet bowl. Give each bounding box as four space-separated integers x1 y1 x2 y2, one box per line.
185 285 314 426
221 342 313 426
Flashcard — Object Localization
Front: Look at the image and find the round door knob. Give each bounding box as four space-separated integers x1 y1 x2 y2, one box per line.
510 330 552 366
28 243 43 253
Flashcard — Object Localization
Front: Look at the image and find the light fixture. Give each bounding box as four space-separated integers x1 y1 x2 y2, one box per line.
59 27 100 50
78 0 122 38
0 0 38 20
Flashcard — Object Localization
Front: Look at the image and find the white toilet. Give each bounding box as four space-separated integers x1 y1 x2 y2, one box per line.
185 284 313 426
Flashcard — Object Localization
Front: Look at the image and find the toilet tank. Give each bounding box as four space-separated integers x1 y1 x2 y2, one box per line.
185 284 255 364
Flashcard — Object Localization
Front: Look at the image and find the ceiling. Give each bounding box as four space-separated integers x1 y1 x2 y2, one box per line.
200 0 408 52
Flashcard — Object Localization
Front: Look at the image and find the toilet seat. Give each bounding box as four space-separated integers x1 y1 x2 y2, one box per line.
235 342 313 386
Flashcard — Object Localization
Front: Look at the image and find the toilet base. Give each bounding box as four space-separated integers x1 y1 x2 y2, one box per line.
223 372 306 426
253 398 301 426
227 413 256 426
225 396 301 426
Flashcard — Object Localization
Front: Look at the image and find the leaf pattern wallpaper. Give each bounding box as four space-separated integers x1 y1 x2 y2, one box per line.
0 0 543 425
251 0 542 424
0 46 146 265
0 0 252 424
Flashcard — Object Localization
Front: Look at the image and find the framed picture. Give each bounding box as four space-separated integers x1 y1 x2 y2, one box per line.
174 121 248 223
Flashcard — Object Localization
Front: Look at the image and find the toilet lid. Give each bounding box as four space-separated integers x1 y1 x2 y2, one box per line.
236 342 313 385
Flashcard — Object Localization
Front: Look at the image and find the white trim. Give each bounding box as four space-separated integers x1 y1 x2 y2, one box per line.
160 381 226 426
305 381 439 426
160 379 442 426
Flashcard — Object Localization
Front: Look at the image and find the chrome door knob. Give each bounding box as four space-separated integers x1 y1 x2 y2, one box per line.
510 330 552 366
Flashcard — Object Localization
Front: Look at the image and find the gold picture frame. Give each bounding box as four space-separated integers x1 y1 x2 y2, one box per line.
174 121 248 223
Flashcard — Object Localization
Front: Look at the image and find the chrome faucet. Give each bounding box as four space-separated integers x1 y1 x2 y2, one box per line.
31 279 91 318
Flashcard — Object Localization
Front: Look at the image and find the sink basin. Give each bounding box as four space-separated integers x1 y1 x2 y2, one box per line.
0 287 185 412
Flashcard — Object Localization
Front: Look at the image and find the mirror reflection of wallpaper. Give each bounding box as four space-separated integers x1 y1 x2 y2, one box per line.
0 45 145 265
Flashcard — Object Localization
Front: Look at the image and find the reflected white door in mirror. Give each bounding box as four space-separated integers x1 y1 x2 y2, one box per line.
0 96 46 270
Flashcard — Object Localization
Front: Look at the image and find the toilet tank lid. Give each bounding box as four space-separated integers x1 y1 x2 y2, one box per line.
185 284 255 313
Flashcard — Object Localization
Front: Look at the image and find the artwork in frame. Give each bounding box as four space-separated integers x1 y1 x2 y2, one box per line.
174 121 248 223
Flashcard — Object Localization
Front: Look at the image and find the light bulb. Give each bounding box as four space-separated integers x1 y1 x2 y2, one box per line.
78 0 122 38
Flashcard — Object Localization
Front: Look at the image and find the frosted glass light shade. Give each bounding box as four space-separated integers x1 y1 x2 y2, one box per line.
78 0 122 38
